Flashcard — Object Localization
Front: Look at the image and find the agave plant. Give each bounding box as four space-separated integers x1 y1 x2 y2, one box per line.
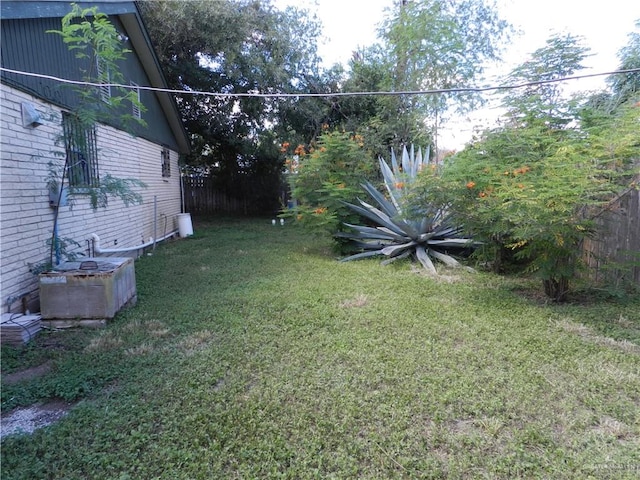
338 145 475 274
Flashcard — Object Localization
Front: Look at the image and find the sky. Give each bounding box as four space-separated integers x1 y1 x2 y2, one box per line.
274 0 640 150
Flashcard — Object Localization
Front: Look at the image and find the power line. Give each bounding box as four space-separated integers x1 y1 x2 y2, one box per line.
1 66 639 98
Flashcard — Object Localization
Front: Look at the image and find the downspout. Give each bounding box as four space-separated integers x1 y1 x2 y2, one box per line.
153 195 157 251
90 230 177 255
180 171 185 213
53 214 61 265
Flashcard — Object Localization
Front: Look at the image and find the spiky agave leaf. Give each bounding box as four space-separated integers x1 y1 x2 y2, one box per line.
341 223 409 242
415 245 437 273
381 145 432 215
361 182 397 218
381 241 417 257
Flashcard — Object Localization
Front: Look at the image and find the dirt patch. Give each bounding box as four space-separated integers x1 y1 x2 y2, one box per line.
2 361 53 385
1 400 73 440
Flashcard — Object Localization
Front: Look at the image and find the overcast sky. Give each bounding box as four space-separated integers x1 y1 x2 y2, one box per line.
274 0 640 149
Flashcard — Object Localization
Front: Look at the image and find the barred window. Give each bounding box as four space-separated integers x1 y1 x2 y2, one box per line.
161 147 171 178
62 112 99 188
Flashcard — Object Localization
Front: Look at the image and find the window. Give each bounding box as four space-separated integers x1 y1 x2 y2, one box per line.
62 112 99 188
130 82 141 119
161 147 171 178
96 57 111 102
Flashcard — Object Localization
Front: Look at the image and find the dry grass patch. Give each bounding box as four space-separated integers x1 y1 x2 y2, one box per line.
145 320 171 338
84 332 123 352
339 294 369 308
613 314 634 328
591 416 636 441
124 342 155 356
176 330 216 356
557 318 640 354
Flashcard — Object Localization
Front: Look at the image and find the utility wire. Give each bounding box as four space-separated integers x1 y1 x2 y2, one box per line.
1 66 639 98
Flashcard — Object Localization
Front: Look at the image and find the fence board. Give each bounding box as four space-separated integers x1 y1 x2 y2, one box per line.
582 187 640 286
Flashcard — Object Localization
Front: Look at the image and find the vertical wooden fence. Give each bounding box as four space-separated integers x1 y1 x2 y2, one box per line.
182 176 253 215
582 186 640 286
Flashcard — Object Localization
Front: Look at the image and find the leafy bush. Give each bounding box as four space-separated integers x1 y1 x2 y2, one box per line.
282 131 377 251
411 102 640 301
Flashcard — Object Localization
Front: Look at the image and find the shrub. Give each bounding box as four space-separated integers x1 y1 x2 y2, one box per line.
411 102 640 301
282 131 377 251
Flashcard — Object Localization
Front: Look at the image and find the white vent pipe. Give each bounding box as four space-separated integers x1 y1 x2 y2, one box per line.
90 230 178 254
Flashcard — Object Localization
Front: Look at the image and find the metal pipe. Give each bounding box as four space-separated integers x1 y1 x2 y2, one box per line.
153 195 157 251
53 216 61 265
180 172 185 213
89 230 178 254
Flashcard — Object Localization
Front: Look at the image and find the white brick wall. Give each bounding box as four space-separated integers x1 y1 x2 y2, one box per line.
1 85 183 313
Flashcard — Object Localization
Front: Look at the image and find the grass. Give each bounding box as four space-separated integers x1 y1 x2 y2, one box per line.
2 217 639 479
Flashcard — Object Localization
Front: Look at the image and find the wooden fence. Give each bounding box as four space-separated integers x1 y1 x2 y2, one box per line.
182 176 254 215
582 186 640 286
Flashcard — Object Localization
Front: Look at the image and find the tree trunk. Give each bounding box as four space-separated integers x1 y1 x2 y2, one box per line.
543 276 570 302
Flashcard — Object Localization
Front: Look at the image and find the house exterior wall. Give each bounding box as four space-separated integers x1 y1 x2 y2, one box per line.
1 84 183 314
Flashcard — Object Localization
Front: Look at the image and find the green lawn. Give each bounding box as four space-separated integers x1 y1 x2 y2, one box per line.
2 217 639 479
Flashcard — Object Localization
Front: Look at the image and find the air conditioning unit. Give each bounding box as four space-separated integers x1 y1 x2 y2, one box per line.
39 257 136 327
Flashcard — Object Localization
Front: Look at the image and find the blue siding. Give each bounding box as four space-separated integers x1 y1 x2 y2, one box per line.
1 14 180 151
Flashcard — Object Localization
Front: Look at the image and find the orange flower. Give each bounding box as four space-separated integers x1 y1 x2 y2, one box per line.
466 181 476 189
517 183 525 189
294 144 306 156
479 191 487 198
313 207 327 215
395 182 405 189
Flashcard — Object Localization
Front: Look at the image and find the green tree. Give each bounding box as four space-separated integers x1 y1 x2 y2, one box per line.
608 19 640 103
336 45 431 160
377 0 511 151
502 33 591 129
326 0 511 158
139 0 335 213
582 20 640 127
48 3 145 130
411 34 639 301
